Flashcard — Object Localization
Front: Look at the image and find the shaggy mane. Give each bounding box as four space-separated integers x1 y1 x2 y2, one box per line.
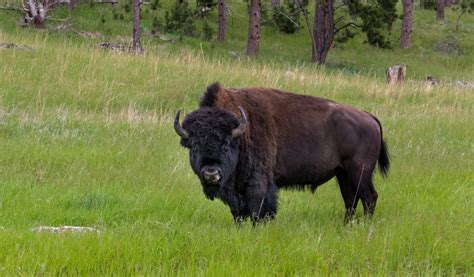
200 82 222 108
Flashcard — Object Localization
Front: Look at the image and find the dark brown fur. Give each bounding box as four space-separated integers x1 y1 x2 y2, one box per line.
180 83 390 223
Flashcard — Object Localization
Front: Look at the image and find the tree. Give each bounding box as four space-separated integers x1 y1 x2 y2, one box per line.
272 0 302 34
437 0 445 20
23 0 52 27
217 0 226 40
400 0 413 48
132 0 141 52
68 0 76 10
246 0 261 57
454 0 474 30
312 0 334 64
271 0 280 7
164 0 197 36
445 0 456 7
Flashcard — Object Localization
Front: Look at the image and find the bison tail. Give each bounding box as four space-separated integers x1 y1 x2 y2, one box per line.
372 115 390 178
378 138 390 178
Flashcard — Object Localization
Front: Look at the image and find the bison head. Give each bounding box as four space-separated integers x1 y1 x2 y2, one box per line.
174 107 247 199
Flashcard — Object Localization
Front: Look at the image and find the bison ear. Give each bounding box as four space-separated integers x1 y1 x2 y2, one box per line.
232 106 247 139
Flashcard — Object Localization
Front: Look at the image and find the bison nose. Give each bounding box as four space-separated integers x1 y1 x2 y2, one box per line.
201 167 221 184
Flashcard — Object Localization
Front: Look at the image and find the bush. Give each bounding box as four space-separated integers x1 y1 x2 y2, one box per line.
151 16 164 36
272 1 302 34
151 0 162 10
196 0 216 17
123 1 131 13
202 20 214 40
420 0 436 10
345 0 398 48
100 14 106 24
165 0 197 37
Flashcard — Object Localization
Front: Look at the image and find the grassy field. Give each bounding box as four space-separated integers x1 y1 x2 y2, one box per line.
1 3 474 274
1 0 473 80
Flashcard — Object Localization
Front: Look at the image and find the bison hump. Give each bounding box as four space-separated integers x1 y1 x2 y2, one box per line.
200 82 223 108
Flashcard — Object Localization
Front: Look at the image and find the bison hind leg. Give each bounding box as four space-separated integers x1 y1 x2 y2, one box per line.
360 179 378 218
337 162 379 223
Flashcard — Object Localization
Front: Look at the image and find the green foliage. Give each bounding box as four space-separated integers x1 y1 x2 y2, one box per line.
460 0 474 11
0 31 473 274
261 1 273 26
123 1 131 13
335 27 356 43
100 14 106 24
420 0 436 10
151 0 162 10
164 0 197 37
151 16 164 35
345 0 398 48
202 20 214 40
272 0 302 33
452 0 474 30
196 0 217 17
112 7 120 20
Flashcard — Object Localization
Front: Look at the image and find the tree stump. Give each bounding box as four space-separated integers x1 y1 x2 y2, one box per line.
386 65 406 84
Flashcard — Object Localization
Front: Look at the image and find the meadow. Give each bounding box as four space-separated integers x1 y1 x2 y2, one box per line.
1 2 474 274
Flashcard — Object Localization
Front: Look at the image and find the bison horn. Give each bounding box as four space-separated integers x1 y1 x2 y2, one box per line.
174 110 189 139
232 106 248 138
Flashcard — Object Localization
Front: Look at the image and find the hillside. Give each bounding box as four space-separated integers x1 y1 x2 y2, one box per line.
0 1 473 275
1 0 473 80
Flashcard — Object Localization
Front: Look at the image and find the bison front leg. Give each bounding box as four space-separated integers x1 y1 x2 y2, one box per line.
245 182 278 224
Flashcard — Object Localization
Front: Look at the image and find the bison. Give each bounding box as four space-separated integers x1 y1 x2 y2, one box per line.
174 83 390 224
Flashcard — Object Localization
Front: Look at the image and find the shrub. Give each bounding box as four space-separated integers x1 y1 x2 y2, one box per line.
202 20 214 40
123 1 131 13
346 0 398 48
151 0 162 10
196 0 216 17
165 0 197 37
151 16 164 36
272 1 302 34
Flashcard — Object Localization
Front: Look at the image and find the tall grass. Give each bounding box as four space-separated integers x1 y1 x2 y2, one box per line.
0 30 473 274
1 0 473 80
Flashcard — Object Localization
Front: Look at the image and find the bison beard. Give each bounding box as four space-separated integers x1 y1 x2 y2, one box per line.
175 83 390 224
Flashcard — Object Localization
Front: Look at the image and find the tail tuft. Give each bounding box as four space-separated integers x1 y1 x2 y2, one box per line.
378 139 390 178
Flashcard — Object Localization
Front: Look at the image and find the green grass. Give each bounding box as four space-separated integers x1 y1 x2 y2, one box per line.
0 4 473 274
1 0 473 80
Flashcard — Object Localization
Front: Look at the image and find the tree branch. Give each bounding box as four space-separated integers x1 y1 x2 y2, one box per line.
272 9 301 28
334 15 346 26
334 22 361 34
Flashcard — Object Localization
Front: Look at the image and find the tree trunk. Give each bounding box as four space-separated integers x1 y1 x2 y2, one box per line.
444 0 455 7
312 0 334 64
400 0 413 49
386 65 406 84
436 0 444 21
246 0 261 57
217 0 226 41
69 0 76 10
132 0 141 52
271 0 280 7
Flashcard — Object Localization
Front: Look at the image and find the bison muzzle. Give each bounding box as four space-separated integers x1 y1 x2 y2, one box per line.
174 83 390 224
